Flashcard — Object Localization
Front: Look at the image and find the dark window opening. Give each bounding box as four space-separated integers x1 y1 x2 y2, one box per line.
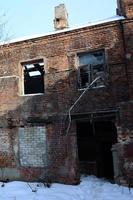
76 120 117 180
78 50 106 89
22 59 44 95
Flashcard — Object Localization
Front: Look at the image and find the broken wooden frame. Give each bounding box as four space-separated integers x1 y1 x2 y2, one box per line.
77 50 106 89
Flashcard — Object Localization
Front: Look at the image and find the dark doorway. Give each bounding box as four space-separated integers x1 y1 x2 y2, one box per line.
76 120 117 180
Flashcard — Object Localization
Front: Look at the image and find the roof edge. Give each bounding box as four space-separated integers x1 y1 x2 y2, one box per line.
0 15 125 45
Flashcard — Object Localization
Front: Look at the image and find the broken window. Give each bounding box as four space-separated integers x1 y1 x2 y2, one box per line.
78 50 106 89
22 59 44 95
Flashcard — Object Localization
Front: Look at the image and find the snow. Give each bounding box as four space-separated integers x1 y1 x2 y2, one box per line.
1 15 125 45
0 175 133 200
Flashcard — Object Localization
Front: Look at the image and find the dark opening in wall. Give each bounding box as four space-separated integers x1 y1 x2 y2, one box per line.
22 59 44 95
76 120 117 180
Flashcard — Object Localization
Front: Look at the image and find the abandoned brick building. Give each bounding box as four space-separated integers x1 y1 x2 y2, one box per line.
0 0 132 185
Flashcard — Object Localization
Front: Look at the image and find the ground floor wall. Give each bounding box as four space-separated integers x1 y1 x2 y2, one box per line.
0 123 78 184
0 102 133 186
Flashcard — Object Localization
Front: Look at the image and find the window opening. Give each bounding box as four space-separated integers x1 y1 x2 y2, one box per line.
78 50 106 89
22 59 44 95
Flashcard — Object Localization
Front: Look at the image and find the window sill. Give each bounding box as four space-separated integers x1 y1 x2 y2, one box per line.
78 85 106 91
20 93 44 97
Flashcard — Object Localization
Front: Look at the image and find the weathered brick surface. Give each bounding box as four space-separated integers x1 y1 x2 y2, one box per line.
0 0 132 184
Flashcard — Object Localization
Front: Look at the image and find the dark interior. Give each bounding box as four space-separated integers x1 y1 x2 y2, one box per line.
76 120 117 179
24 74 44 95
23 62 44 95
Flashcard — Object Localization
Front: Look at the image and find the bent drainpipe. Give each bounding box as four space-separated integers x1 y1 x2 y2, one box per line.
66 76 102 135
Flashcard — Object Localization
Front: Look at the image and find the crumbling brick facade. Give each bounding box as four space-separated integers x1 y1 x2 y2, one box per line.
0 0 132 185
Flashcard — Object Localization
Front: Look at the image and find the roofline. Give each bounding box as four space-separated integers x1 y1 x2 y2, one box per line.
1 15 125 45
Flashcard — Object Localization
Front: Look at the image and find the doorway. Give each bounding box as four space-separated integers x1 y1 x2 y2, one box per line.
76 120 117 179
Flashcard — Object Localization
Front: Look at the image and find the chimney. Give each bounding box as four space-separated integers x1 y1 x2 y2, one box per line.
54 4 69 30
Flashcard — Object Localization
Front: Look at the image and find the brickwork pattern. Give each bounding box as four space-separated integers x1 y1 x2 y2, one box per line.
19 127 47 167
0 0 132 184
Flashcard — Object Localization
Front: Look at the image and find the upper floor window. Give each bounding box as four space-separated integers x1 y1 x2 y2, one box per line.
21 59 44 95
77 50 106 89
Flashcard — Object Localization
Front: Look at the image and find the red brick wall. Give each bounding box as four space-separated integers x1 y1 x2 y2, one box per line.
0 14 132 184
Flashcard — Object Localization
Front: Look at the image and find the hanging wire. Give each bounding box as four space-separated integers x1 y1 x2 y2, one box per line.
66 76 102 135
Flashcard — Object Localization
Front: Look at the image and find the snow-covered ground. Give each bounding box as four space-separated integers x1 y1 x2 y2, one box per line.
0 175 133 200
